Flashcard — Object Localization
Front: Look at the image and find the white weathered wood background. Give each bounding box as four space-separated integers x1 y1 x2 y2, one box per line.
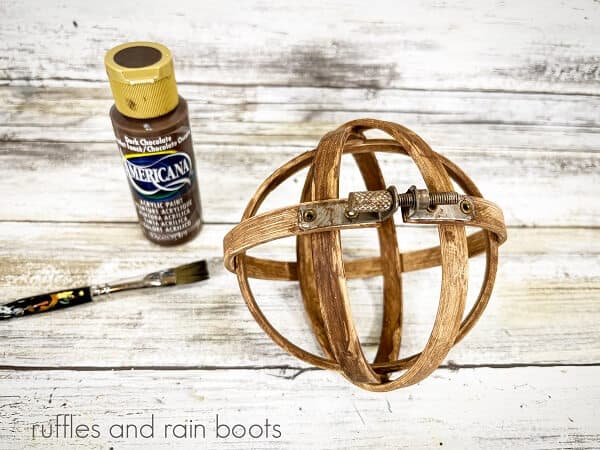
1 0 599 448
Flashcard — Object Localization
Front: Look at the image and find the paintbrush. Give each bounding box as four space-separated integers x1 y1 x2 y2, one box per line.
0 260 209 320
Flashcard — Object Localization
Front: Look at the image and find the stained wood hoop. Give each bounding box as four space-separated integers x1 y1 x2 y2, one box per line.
223 119 507 391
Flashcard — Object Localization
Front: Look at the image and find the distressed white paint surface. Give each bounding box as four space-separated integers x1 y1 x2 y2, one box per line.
0 0 599 448
1 140 597 225
0 86 598 225
0 222 598 368
1 0 599 93
1 367 599 449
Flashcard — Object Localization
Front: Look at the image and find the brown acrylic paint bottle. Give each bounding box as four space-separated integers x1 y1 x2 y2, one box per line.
104 42 202 245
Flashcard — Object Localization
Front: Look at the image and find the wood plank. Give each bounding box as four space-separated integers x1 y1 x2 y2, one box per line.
0 367 598 448
0 138 597 226
1 0 599 94
2 85 599 143
1 85 597 225
1 1 597 445
0 223 597 368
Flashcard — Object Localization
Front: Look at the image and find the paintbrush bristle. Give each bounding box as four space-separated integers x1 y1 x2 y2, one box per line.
172 260 210 285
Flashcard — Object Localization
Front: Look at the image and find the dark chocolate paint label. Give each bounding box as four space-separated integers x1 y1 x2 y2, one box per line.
123 151 193 202
114 126 202 244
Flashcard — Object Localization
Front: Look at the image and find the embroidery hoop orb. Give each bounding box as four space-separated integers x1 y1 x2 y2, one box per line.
223 119 507 392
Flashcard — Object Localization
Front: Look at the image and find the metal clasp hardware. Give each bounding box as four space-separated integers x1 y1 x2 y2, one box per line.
400 185 473 224
298 198 387 231
298 185 473 230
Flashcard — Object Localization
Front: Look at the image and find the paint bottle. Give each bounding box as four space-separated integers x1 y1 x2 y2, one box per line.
104 42 202 245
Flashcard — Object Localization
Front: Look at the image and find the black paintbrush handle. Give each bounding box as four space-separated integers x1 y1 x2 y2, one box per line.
1 287 92 319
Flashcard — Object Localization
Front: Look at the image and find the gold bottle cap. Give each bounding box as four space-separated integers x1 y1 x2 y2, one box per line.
105 41 179 119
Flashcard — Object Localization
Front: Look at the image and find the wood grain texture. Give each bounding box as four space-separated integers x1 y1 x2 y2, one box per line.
0 0 598 444
308 126 383 385
0 367 599 449
1 84 598 226
1 222 597 368
223 121 509 389
2 86 599 141
0 139 597 226
1 0 599 94
353 152 403 365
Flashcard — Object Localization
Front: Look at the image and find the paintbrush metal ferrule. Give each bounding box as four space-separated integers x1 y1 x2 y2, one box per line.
0 260 208 320
0 306 16 320
90 269 177 297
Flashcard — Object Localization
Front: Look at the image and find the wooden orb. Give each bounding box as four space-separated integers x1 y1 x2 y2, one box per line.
224 119 507 391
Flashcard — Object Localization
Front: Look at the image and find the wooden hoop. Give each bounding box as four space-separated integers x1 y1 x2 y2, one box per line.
223 119 506 391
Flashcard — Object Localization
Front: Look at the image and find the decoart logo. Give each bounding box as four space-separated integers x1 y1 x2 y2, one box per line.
123 152 193 201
